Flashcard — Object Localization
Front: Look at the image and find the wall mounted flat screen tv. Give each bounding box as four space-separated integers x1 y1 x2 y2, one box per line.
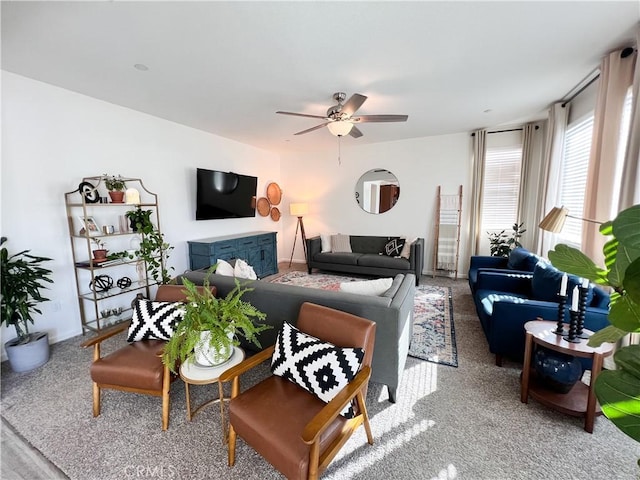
196 168 258 220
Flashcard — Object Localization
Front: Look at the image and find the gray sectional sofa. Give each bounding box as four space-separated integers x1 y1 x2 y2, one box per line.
306 235 424 285
177 270 417 403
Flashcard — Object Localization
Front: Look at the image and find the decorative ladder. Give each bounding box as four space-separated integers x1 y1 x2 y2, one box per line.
432 185 463 279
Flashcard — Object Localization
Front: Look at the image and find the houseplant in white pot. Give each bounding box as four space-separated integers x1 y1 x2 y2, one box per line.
1 237 54 372
162 271 270 371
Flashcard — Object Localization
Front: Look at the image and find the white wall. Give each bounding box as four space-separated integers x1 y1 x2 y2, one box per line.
1 72 282 348
279 134 473 276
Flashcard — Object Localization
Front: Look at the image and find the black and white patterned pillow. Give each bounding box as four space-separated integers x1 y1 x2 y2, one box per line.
127 299 186 342
383 237 406 257
271 322 364 418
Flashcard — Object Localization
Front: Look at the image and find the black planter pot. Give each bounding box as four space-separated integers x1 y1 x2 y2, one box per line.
534 347 583 394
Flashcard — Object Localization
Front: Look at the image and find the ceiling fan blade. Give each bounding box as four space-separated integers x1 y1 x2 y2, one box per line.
341 94 368 116
349 126 364 138
276 111 327 119
294 123 330 135
353 114 408 123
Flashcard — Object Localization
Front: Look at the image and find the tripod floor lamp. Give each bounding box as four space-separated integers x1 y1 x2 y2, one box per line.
289 203 308 267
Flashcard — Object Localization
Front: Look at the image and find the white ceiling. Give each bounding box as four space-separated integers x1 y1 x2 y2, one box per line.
2 1 638 155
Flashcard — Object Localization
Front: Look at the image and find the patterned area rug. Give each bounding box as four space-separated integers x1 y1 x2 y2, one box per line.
269 271 458 367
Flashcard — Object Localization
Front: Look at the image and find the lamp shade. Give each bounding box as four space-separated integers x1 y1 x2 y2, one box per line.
289 203 308 216
539 206 569 233
327 121 353 137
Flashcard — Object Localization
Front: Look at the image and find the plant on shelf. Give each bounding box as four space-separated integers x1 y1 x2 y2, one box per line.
103 174 126 191
91 237 107 261
548 204 640 445
1 237 54 372
123 206 174 284
488 222 526 257
162 269 271 371
103 174 126 203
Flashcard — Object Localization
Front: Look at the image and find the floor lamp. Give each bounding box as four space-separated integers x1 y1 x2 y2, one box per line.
539 206 602 233
289 203 308 267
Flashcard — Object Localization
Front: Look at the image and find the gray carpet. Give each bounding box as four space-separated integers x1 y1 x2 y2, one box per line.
2 277 639 479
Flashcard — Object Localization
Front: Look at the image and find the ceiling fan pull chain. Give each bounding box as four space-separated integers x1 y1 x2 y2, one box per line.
338 136 342 165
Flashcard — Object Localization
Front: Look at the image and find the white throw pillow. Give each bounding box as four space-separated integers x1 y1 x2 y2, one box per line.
234 258 257 280
339 277 394 296
215 259 235 276
320 234 333 253
331 234 352 253
400 237 416 259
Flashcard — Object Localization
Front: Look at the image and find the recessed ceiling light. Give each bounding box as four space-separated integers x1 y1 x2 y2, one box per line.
134 64 149 71
483 109 492 113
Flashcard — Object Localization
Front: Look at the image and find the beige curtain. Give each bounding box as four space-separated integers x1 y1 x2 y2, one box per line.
619 43 640 209
538 102 569 257
582 48 636 265
469 129 487 255
517 123 541 252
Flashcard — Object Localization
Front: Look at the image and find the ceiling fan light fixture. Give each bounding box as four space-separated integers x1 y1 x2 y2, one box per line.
327 121 353 137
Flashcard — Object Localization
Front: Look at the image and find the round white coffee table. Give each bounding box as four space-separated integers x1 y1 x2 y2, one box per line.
179 346 245 440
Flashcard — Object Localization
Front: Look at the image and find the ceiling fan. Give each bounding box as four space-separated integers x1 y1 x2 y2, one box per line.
276 92 408 138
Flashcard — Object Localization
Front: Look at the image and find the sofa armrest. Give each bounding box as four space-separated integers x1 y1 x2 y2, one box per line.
470 256 509 270
307 236 322 260
475 271 532 295
410 238 424 282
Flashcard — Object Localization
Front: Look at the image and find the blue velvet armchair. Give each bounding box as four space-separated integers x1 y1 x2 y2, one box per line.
472 264 610 366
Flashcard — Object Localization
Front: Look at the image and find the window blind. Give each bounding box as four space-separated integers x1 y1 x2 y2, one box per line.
481 146 523 231
558 115 594 247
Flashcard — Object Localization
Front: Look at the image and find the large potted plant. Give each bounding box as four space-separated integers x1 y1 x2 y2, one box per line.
162 272 270 371
0 237 54 372
103 174 126 203
548 204 640 444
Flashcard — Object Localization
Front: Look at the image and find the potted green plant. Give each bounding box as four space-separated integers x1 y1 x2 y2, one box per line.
548 204 640 445
0 237 54 372
162 271 271 370
103 174 126 203
91 237 107 262
123 206 174 284
488 222 526 257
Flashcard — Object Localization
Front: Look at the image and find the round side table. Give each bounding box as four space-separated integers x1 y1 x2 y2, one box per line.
520 320 614 433
179 346 245 441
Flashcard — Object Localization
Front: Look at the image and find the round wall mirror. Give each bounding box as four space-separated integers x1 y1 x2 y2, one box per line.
355 169 400 214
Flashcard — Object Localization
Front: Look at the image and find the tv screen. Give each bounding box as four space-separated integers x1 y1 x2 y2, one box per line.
196 168 257 220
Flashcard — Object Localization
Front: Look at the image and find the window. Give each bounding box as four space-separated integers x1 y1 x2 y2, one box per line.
481 145 523 231
557 114 594 247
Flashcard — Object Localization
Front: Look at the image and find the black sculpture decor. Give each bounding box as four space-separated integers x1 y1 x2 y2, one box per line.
576 285 590 339
117 276 132 289
90 275 113 293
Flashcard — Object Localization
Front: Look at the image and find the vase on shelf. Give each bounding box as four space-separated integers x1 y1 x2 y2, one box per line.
533 347 583 394
108 191 125 203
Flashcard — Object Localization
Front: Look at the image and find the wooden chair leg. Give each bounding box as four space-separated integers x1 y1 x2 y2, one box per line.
92 382 101 417
161 364 170 431
228 425 237 466
308 442 320 480
357 392 374 445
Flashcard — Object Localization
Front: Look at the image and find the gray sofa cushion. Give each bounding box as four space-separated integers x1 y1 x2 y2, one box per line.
358 254 410 269
350 236 390 254
314 252 363 266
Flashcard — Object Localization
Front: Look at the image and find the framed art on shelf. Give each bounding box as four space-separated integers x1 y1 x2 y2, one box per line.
78 216 101 236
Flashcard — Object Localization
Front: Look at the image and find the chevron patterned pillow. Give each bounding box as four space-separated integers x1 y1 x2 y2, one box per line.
127 299 186 342
271 321 364 418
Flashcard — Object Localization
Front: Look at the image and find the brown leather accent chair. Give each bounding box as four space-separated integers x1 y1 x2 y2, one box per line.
219 302 377 480
82 284 215 430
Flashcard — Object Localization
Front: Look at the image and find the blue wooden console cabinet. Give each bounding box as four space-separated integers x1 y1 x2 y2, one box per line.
187 231 278 278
